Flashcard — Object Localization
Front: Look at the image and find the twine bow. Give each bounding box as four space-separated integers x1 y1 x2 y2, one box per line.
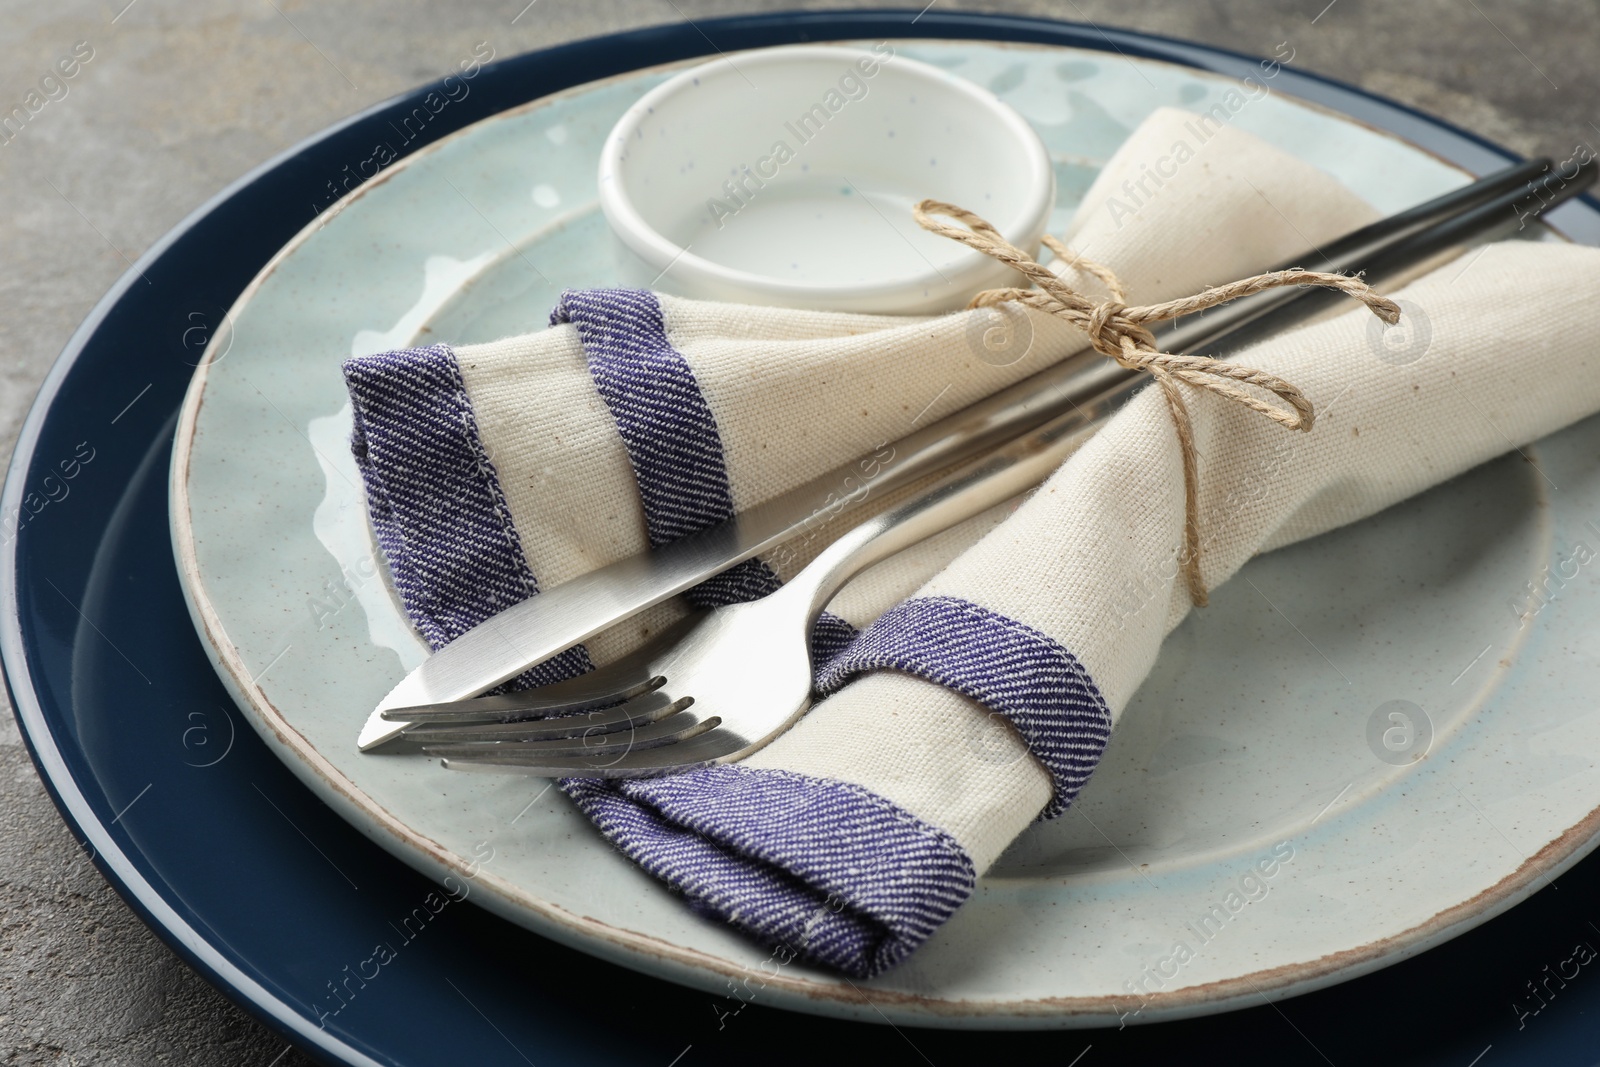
914 199 1402 608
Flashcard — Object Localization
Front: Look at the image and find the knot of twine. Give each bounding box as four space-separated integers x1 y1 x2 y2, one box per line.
913 199 1402 608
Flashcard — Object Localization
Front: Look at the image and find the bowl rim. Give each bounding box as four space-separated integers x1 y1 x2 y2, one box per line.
595 43 1055 305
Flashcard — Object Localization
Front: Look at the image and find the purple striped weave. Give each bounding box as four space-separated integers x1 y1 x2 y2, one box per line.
551 288 855 665
551 288 784 610
818 595 1113 819
342 344 593 686
564 766 975 977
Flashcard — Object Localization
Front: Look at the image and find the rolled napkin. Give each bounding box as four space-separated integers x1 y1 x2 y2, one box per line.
344 109 1600 976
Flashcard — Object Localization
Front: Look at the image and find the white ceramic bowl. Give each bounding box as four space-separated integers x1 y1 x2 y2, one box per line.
597 45 1055 314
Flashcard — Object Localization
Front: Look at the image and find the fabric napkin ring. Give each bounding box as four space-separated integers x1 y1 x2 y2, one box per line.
818 596 1112 819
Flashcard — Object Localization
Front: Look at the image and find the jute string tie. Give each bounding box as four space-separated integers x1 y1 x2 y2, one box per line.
913 199 1402 608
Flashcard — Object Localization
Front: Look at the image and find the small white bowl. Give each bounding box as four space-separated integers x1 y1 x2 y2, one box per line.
598 45 1055 314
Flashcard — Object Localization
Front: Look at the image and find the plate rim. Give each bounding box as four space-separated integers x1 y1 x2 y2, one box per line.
10 9 1600 1058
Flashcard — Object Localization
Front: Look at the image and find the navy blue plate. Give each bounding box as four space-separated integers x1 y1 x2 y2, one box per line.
6 10 1599 1066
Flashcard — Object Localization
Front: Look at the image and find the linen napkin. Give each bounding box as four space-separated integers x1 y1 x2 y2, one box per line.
344 107 1600 977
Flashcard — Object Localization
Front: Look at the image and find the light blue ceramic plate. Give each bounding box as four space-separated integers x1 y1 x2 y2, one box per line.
170 40 1600 1027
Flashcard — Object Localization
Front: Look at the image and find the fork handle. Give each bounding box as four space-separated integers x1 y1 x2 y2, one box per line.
791 370 1146 620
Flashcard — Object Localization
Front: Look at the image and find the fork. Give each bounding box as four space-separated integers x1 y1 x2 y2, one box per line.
390 378 1133 777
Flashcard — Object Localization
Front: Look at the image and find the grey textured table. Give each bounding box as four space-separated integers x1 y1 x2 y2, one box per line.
2 2 1595 1063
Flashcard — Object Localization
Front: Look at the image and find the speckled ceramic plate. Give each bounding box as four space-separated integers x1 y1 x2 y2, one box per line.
169 39 1600 1027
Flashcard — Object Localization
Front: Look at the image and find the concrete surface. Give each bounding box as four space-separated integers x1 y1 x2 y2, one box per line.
0 1 1595 1064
